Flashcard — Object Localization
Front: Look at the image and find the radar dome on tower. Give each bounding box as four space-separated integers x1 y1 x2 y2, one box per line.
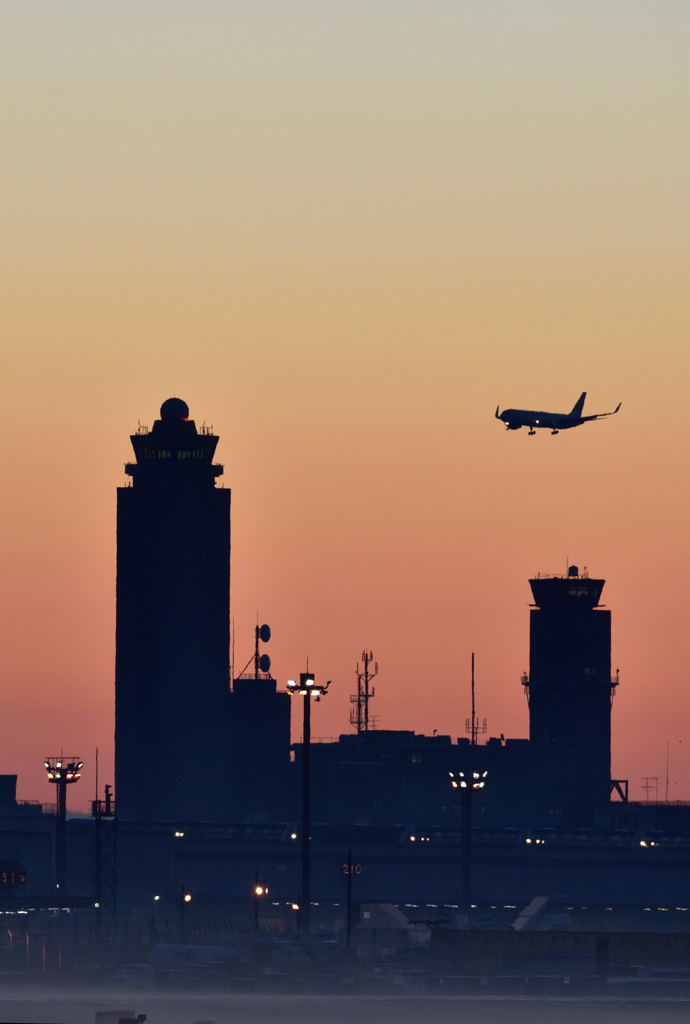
160 397 189 421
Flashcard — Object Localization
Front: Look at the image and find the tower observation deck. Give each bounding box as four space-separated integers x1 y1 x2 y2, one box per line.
523 565 618 824
115 398 231 823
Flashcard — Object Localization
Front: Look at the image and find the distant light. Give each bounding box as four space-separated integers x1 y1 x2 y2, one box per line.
290 832 298 840
183 893 192 903
174 831 185 838
93 902 100 909
153 895 161 902
290 902 300 911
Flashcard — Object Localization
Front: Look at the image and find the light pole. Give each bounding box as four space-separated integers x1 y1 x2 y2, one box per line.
287 671 331 933
343 848 360 952
44 757 83 891
178 887 192 940
253 871 269 931
448 770 487 916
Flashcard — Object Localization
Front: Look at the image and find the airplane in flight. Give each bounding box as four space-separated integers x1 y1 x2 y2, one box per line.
495 392 621 435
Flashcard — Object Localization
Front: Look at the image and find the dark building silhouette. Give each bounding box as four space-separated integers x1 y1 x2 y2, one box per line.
299 567 618 830
228 672 291 821
115 398 231 822
524 566 616 824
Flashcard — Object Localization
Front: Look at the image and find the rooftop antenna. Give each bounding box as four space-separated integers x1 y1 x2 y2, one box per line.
253 620 271 679
234 621 272 681
465 652 487 746
642 776 659 803
350 651 379 733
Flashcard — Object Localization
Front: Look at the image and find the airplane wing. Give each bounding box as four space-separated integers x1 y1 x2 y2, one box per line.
582 402 621 421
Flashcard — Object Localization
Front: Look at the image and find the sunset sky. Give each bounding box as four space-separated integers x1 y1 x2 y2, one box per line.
1 2 688 811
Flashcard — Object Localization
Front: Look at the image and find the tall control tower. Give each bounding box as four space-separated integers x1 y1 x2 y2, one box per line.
524 566 617 824
115 398 230 823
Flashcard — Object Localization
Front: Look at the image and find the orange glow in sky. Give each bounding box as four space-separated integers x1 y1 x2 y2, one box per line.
0 4 688 810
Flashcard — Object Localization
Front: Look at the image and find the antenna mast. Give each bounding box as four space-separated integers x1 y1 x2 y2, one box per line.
350 650 379 733
465 652 487 745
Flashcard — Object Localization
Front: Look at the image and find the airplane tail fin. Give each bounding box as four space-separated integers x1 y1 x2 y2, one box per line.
570 391 587 418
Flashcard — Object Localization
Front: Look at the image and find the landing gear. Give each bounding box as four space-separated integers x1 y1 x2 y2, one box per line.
528 429 536 436
551 429 559 435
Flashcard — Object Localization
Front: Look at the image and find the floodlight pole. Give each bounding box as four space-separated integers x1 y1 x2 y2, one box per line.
301 686 312 934
449 770 487 920
44 757 83 892
288 672 332 934
56 778 68 890
461 784 472 913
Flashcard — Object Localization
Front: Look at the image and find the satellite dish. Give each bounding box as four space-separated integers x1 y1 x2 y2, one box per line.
259 654 271 673
259 624 271 643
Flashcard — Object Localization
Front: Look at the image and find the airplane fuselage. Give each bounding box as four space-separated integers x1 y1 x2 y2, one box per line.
499 409 582 431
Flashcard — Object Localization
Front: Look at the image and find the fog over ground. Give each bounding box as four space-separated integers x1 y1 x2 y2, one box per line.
1 991 690 1024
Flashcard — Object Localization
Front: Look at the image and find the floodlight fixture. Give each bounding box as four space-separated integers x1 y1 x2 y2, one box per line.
45 758 84 784
287 673 332 698
448 769 488 791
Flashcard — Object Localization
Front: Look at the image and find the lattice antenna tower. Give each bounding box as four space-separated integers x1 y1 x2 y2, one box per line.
465 652 487 745
350 650 379 733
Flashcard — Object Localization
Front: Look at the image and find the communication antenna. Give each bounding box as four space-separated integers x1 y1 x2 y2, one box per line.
642 776 659 803
350 651 379 733
234 622 272 681
254 622 271 678
465 652 487 746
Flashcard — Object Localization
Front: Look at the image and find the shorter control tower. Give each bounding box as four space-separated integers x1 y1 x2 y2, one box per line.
523 566 617 824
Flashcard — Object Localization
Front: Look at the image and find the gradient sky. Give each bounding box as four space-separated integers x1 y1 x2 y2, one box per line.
1 2 688 811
